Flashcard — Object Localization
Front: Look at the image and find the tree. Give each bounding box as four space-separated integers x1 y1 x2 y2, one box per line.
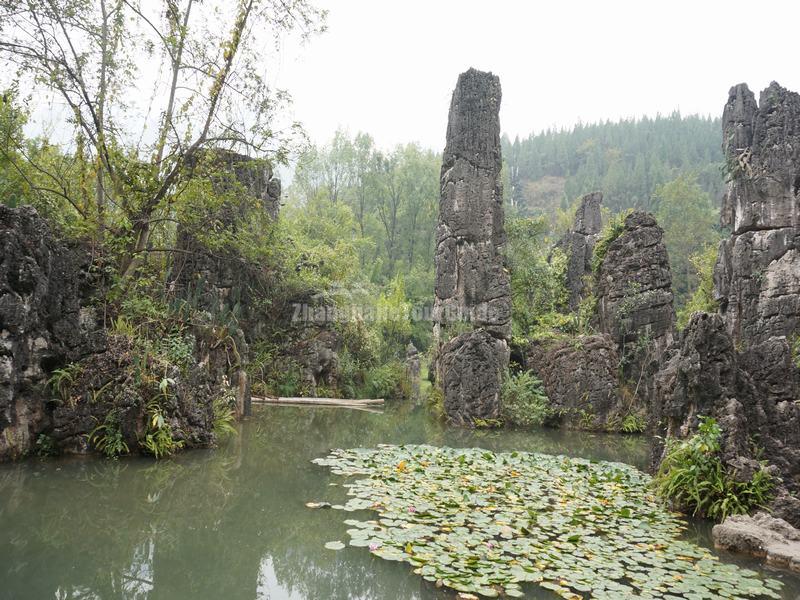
0 0 325 278
654 173 721 309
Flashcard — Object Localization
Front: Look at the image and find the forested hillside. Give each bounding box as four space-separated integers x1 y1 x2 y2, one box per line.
503 113 724 219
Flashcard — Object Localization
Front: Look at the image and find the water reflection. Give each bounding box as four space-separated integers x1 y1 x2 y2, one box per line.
0 404 797 599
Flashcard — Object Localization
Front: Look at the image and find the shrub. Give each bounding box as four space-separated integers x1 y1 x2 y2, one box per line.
677 244 720 329
592 209 631 273
88 411 129 458
653 417 774 521
212 392 238 440
364 361 408 399
35 434 58 457
621 413 647 434
139 389 184 459
501 370 552 427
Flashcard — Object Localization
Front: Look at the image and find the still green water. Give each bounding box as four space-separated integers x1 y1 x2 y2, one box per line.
1 404 798 600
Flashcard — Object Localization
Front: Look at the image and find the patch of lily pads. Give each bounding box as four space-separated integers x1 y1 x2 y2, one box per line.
310 444 784 599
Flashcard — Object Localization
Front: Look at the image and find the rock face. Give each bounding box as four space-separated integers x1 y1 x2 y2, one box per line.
0 206 227 461
714 82 800 347
555 191 603 310
713 512 800 572
654 312 800 526
595 211 675 399
440 329 508 424
0 206 106 460
48 335 218 454
433 69 510 425
525 334 634 431
172 150 281 312
405 342 421 404
171 150 281 413
653 84 800 528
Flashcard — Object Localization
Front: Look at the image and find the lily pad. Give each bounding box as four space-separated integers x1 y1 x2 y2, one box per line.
324 540 346 551
309 445 784 599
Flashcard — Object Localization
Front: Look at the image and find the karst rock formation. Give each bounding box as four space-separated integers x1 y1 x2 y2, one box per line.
433 68 510 425
654 83 800 526
554 191 603 311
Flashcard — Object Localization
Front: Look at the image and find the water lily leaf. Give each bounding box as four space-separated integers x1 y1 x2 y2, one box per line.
308 444 784 599
324 541 345 551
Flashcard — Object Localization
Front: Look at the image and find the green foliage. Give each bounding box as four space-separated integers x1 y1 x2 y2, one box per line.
35 434 58 457
47 363 84 404
791 334 800 371
212 393 238 441
621 413 647 434
503 113 723 218
655 174 722 311
88 411 129 458
0 88 32 207
363 361 408 400
506 216 569 340
654 417 774 521
592 209 631 272
139 387 184 459
501 370 552 427
678 244 721 328
425 385 445 421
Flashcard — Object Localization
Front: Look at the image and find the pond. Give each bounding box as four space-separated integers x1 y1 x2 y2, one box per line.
1 403 798 599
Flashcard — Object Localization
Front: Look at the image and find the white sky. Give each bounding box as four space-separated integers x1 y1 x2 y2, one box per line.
273 0 800 151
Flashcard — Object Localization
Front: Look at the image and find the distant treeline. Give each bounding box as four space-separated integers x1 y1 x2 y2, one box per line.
502 112 724 217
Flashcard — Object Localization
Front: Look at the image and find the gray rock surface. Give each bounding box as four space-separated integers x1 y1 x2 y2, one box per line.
0 206 229 460
171 150 282 412
0 206 106 460
714 82 800 346
554 191 603 310
653 83 800 528
525 334 636 431
595 211 675 401
433 69 510 425
405 342 421 404
440 329 508 425
713 512 800 572
653 312 800 526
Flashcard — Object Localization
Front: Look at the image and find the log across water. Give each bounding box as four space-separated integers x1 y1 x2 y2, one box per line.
252 396 384 407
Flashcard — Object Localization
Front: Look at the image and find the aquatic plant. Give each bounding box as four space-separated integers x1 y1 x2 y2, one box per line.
654 417 774 521
311 444 782 599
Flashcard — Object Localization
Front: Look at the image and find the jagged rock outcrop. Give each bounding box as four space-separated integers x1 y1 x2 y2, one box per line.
170 150 281 413
49 335 219 454
171 150 281 311
595 211 675 401
0 206 106 460
713 512 800 572
405 342 421 404
433 69 510 425
714 82 800 346
654 313 800 526
440 329 508 425
525 334 637 431
554 191 603 310
653 84 800 528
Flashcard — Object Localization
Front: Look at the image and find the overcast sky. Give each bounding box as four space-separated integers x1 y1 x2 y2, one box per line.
273 0 800 152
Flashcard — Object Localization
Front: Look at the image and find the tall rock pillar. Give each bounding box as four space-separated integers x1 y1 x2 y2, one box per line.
433 69 510 426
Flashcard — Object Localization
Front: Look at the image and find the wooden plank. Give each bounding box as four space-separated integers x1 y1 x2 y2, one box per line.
255 402 384 414
251 396 384 407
